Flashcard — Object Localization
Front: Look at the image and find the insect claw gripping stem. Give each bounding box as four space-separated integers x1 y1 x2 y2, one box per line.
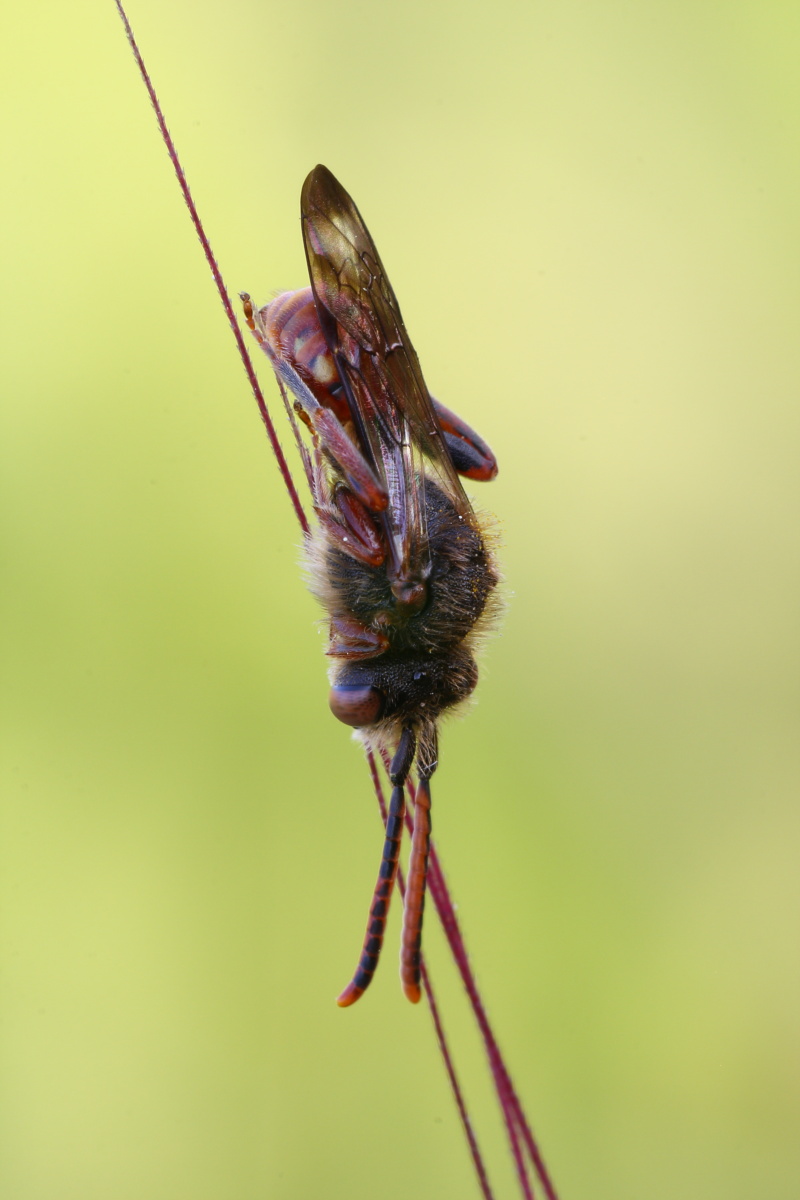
336 729 416 1007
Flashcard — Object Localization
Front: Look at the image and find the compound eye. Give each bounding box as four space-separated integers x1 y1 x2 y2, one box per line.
328 684 384 728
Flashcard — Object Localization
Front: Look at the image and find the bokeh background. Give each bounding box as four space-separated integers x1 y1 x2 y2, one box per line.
2 2 798 1197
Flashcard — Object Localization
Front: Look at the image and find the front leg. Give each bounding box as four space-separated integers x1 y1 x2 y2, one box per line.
315 487 386 568
242 293 388 513
431 396 498 481
327 614 389 661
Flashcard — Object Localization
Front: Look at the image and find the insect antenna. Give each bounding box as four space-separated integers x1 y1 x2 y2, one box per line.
336 728 416 1007
399 770 432 1004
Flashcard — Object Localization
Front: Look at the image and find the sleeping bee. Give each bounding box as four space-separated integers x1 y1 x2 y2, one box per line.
242 165 499 1005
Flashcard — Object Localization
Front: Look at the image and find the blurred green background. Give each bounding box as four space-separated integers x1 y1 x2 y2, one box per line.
1 1 798 1197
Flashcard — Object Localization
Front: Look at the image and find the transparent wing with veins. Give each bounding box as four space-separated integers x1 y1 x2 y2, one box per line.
301 165 473 599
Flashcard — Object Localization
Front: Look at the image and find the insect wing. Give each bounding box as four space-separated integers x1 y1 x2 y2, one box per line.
301 165 472 589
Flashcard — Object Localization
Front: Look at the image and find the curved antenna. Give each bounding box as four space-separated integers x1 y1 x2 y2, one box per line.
399 772 432 1003
336 727 416 1006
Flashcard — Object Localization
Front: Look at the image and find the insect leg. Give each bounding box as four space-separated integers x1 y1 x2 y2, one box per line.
327 614 390 661
336 728 416 1007
315 488 386 567
431 396 498 482
241 294 388 513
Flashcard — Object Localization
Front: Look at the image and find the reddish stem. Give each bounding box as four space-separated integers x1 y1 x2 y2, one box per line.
366 752 495 1200
114 0 309 536
426 845 559 1200
382 749 559 1200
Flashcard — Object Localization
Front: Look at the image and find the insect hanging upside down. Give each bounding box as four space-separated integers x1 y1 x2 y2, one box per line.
242 165 500 1006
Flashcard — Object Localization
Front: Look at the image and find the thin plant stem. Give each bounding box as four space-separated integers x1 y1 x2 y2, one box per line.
365 751 495 1200
505 1097 534 1200
379 747 560 1200
429 849 561 1195
114 0 309 537
426 843 559 1199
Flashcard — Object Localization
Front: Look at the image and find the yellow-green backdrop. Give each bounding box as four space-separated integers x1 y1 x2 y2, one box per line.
2 2 798 1197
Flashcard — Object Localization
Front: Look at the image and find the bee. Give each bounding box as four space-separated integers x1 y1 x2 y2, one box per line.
242 165 500 1005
